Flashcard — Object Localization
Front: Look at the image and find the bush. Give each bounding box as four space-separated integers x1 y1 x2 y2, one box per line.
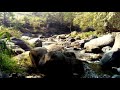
73 12 108 34
0 26 22 38
0 53 25 73
0 32 25 73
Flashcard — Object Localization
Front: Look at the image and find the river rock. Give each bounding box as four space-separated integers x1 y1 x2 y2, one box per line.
102 46 112 53
84 34 115 52
11 37 31 51
56 34 66 39
6 41 25 55
110 32 120 51
70 42 80 48
100 50 120 69
43 44 64 52
27 38 42 47
40 51 84 78
112 75 120 78
12 51 33 68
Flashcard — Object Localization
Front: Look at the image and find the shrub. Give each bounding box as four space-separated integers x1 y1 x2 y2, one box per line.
73 12 108 34
0 32 25 73
0 26 22 38
0 53 25 73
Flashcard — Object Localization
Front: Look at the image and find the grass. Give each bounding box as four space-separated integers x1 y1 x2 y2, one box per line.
0 31 25 74
0 53 25 73
0 26 22 38
70 31 102 39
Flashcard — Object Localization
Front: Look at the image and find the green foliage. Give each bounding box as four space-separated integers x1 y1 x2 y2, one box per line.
73 12 108 33
0 53 25 73
0 26 22 38
70 31 101 39
0 32 25 73
70 31 78 37
0 12 119 35
106 12 120 30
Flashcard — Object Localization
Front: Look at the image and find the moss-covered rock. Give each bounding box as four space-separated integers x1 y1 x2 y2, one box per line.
12 51 33 68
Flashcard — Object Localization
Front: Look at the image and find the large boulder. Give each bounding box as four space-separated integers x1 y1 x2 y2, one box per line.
100 50 120 69
112 75 120 78
100 33 120 70
12 51 33 68
110 33 120 51
29 47 48 68
39 51 84 79
102 46 112 53
64 49 102 62
84 34 115 53
43 44 64 52
77 52 102 61
11 37 31 51
76 39 88 48
6 41 25 55
63 52 76 59
26 38 42 47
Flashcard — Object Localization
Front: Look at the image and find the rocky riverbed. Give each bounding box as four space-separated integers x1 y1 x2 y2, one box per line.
1 31 120 78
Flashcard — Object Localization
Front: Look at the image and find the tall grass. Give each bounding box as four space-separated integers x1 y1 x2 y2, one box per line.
0 32 25 73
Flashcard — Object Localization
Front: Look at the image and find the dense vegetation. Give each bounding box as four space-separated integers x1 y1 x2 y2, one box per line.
0 32 24 73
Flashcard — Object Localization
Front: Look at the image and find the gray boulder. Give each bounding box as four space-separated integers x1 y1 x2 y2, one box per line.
102 46 112 53
84 34 115 52
27 38 42 47
112 75 120 78
11 37 31 51
100 50 120 69
40 51 84 78
43 44 64 52
29 47 48 68
6 41 25 55
111 32 120 51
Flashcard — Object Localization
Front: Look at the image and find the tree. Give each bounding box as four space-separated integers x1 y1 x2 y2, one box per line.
63 12 75 32
0 12 15 27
